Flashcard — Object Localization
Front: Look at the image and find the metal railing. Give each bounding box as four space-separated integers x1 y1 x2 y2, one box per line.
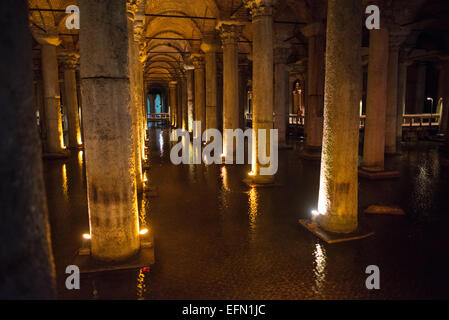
147 113 170 121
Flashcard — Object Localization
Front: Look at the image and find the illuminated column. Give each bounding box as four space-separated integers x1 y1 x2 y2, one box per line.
361 27 390 173
239 62 249 129
181 73 188 131
202 36 219 133
396 54 409 142
415 62 427 114
128 6 143 193
79 0 140 261
192 54 206 134
169 81 177 127
244 0 276 183
1 0 56 298
186 68 194 132
385 43 399 154
218 21 244 155
38 36 66 154
301 23 325 159
60 52 82 149
274 45 290 147
317 0 362 233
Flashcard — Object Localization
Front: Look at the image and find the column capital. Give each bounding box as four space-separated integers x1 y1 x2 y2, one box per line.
32 26 61 47
169 81 178 88
191 54 205 69
58 51 80 70
216 21 245 45
300 22 325 38
244 0 277 18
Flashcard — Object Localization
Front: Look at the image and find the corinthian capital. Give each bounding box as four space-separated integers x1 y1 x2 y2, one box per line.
191 54 205 69
58 51 80 70
216 21 245 45
244 0 277 18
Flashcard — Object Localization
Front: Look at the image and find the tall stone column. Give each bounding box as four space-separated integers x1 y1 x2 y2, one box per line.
244 0 276 184
301 23 325 159
415 62 427 114
186 67 194 132
181 74 188 131
169 81 178 127
396 55 409 142
38 36 67 155
177 74 183 128
217 21 244 156
239 61 249 130
438 60 449 135
79 0 140 261
60 52 82 149
192 54 206 134
361 27 399 178
201 36 219 135
0 0 56 298
128 6 143 193
317 0 362 234
274 45 290 147
385 44 399 154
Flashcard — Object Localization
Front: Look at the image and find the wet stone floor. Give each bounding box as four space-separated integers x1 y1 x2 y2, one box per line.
44 124 449 299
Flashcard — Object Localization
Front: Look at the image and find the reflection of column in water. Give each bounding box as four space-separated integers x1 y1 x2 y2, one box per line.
136 267 150 300
158 129 164 157
248 187 259 241
312 243 327 296
62 163 68 200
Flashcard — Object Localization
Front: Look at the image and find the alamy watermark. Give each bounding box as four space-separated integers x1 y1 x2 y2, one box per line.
170 121 278 176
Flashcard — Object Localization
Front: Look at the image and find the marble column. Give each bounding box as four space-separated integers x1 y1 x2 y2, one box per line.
274 45 290 147
79 0 140 261
361 27 392 175
0 0 56 298
239 62 249 130
396 56 408 142
201 36 219 135
169 81 177 127
39 37 66 154
192 54 206 134
177 75 183 128
301 23 325 159
60 52 82 149
415 62 427 114
385 44 399 154
317 0 362 234
181 74 188 131
128 7 143 193
217 21 244 156
186 68 194 132
244 0 276 184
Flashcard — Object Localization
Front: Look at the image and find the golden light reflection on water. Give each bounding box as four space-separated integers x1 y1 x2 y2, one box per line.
312 243 327 295
159 130 164 157
248 187 259 237
136 267 150 300
221 166 229 192
62 163 68 198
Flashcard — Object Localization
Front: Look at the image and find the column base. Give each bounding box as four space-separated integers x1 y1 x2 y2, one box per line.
73 237 155 274
298 219 374 244
359 167 400 180
243 175 276 187
42 149 71 159
299 146 321 160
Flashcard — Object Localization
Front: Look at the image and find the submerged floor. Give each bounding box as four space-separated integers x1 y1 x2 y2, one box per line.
43 124 449 299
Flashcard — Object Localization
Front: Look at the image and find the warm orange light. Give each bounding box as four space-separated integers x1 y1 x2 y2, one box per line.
82 233 91 240
248 171 255 176
139 228 149 235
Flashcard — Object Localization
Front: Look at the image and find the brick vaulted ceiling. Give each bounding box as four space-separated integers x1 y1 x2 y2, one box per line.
28 0 449 83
